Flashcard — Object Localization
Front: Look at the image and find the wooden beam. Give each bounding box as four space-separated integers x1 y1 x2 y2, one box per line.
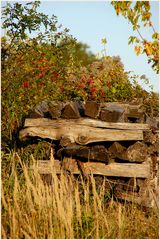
19 125 144 144
32 159 151 178
24 118 150 130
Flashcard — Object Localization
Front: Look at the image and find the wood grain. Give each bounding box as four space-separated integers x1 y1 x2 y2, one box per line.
32 158 151 178
24 118 150 130
19 125 144 144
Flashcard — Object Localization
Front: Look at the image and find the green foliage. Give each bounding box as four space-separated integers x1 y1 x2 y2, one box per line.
1 0 75 63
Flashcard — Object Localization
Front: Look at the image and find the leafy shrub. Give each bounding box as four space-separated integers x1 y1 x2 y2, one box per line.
1 1 158 150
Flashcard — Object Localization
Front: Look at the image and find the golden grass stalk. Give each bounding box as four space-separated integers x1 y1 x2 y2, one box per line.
1 152 159 239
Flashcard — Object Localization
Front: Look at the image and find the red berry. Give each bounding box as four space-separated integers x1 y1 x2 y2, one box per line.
107 82 111 88
88 78 93 83
22 81 29 88
54 72 59 78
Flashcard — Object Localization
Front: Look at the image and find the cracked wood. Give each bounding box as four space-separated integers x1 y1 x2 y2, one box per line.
19 125 144 144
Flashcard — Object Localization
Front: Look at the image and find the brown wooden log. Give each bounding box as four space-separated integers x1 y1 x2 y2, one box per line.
89 145 109 162
19 125 144 144
114 178 158 209
60 135 75 147
125 141 148 162
32 158 151 178
127 105 143 114
24 118 150 130
108 142 126 157
151 155 159 177
28 101 147 121
145 116 159 129
28 101 64 119
114 188 152 208
147 143 159 155
74 101 85 116
59 145 109 163
100 103 144 113
125 113 145 123
85 101 100 118
61 101 81 119
100 103 145 123
48 101 63 119
28 100 50 118
100 102 128 109
125 105 145 123
112 141 148 163
28 111 43 118
62 157 78 172
99 104 125 122
143 130 158 144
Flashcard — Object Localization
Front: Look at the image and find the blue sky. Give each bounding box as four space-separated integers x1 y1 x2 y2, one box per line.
1 0 159 92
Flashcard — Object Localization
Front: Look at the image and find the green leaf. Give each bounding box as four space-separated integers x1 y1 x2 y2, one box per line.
152 33 158 39
111 87 116 93
101 38 107 45
128 36 137 45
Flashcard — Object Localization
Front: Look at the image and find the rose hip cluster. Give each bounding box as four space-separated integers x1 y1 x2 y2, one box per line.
22 51 59 88
76 74 109 101
21 50 111 102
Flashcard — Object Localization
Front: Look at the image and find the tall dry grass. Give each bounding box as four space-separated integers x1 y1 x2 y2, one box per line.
1 152 159 239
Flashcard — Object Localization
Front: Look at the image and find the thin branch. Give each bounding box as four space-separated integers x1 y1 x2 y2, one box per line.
150 22 157 34
136 28 145 42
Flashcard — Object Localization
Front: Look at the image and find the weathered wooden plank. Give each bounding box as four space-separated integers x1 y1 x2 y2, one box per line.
24 118 150 130
32 159 151 178
19 125 144 144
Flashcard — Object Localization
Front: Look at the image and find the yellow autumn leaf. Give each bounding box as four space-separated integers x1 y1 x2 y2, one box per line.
154 55 159 61
144 43 153 56
117 7 120 14
134 46 142 56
